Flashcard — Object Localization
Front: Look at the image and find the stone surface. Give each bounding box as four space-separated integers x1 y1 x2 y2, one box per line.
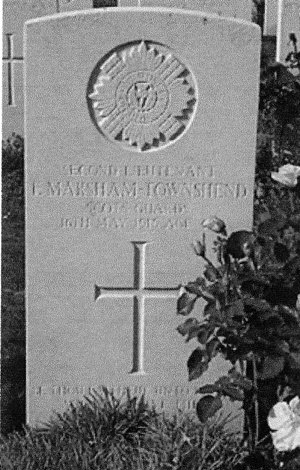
58 0 93 12
118 0 253 21
25 8 260 426
119 0 140 4
2 0 93 139
276 0 300 62
264 0 279 35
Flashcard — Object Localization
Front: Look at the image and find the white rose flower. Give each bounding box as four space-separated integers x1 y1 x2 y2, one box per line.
268 396 300 452
271 164 300 187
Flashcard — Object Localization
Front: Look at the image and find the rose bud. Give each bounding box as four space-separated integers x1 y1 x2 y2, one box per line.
202 216 227 236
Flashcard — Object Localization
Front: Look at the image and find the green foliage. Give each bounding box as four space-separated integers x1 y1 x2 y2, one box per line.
256 35 300 267
1 289 25 433
2 134 25 434
177 216 300 449
196 395 223 424
2 134 24 176
259 64 300 146
1 229 25 434
2 134 24 222
259 32 300 150
0 389 244 470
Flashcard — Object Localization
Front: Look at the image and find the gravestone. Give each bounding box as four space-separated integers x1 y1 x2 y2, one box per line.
264 0 279 35
276 0 300 63
118 0 253 21
25 8 260 426
2 0 93 139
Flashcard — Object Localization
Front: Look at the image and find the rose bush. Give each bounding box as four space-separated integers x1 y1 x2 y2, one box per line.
177 211 300 468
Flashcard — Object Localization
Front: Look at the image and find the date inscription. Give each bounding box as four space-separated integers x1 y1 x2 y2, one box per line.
31 162 251 232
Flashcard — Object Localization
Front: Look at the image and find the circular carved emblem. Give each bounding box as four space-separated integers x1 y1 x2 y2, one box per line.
88 41 197 152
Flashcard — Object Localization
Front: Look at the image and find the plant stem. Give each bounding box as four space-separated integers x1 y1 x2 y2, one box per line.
288 189 295 214
201 424 207 459
239 359 245 376
203 255 218 272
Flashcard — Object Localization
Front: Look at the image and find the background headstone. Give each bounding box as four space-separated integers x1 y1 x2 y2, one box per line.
2 0 93 139
2 0 56 138
119 0 140 5
264 0 279 35
118 0 253 21
276 0 300 62
25 8 260 426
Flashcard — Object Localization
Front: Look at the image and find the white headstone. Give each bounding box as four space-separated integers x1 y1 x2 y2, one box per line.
118 0 253 21
276 0 300 63
264 0 279 35
25 8 260 426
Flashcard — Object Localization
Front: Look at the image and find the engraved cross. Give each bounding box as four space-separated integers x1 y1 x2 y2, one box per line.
95 242 180 375
2 34 23 106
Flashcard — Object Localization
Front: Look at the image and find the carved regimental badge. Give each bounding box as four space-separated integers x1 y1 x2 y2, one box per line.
88 41 197 151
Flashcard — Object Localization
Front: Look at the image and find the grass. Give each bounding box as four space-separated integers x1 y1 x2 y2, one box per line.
0 389 244 470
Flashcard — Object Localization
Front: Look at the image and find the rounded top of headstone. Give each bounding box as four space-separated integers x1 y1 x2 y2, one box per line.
88 41 197 152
